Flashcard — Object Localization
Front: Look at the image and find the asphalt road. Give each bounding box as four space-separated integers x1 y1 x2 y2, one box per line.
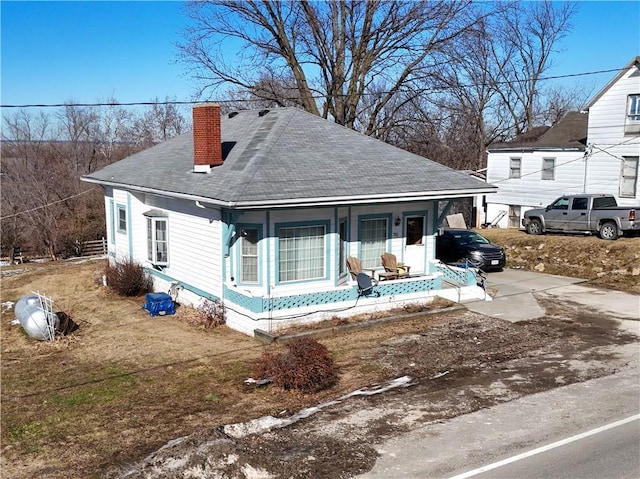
358 269 640 479
461 416 640 479
357 364 640 479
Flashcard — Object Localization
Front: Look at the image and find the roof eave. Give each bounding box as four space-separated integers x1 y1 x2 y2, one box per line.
487 146 585 153
231 188 499 209
82 176 497 210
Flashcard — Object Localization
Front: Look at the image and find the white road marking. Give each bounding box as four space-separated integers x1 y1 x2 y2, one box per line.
447 414 640 479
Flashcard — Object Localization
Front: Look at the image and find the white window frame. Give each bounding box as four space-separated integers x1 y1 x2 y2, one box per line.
108 199 115 245
620 156 638 198
359 217 389 269
240 227 260 284
117 205 127 234
277 223 327 283
626 95 640 134
509 157 521 179
146 216 168 266
541 157 555 180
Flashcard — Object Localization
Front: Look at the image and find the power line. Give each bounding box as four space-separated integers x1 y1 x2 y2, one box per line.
0 188 98 220
0 66 627 109
487 136 640 186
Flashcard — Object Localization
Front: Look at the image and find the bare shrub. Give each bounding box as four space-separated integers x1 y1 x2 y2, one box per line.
254 338 340 393
196 299 225 328
104 259 153 297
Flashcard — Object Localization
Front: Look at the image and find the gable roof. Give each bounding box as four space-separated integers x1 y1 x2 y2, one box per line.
83 107 496 209
583 56 640 110
488 111 588 152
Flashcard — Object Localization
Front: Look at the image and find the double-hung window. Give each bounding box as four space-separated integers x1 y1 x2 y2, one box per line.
145 210 168 266
509 157 521 179
620 156 639 198
626 95 640 134
240 227 259 283
117 205 127 233
542 158 555 180
360 217 388 269
278 224 326 282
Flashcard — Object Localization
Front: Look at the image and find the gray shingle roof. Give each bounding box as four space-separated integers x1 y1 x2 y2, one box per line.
488 111 588 151
83 107 495 207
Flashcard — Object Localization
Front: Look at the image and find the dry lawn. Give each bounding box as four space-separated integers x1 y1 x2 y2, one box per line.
1 230 638 478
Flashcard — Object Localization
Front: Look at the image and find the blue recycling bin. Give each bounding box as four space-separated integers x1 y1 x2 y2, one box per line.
143 292 175 317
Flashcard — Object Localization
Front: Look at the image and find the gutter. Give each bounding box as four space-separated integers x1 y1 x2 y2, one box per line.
82 176 497 210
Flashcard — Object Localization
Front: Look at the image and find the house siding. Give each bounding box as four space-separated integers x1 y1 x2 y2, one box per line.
585 65 640 203
485 150 587 227
485 59 640 228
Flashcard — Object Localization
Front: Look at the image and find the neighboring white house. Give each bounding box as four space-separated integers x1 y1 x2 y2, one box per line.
485 56 640 228
82 104 496 336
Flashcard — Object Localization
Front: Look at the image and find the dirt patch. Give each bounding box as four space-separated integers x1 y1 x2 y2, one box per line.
122 305 637 479
1 250 638 479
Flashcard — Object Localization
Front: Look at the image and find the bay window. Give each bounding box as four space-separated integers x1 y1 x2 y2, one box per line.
145 211 168 266
240 227 259 283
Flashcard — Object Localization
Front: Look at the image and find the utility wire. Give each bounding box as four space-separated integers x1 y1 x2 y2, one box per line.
0 66 627 109
0 188 98 220
487 136 640 185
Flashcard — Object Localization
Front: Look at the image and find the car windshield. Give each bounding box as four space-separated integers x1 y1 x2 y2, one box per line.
451 230 491 245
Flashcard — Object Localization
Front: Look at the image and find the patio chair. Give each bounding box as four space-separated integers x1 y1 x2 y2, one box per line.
346 256 375 281
381 253 411 279
356 272 379 297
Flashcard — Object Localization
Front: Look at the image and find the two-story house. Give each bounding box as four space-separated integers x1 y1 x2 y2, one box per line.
485 56 640 228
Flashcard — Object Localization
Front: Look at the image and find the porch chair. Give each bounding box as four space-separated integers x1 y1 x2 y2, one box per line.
380 252 411 279
346 256 375 281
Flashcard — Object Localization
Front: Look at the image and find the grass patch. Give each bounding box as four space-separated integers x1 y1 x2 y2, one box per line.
49 367 137 407
203 393 220 403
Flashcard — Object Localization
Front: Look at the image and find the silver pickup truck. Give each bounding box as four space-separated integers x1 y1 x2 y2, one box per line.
522 194 640 240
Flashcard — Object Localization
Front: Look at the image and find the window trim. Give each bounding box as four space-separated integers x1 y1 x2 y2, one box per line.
358 214 392 269
108 199 115 245
116 204 127 234
275 220 330 285
620 156 639 198
144 210 169 266
541 157 555 181
626 95 640 134
509 157 522 179
237 224 262 286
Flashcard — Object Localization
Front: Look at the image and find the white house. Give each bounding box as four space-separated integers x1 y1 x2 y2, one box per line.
82 104 496 336
485 56 640 228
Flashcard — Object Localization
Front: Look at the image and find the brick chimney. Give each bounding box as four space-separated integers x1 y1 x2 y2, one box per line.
192 103 223 173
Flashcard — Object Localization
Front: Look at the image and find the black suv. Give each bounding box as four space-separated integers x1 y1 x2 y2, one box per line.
435 228 506 271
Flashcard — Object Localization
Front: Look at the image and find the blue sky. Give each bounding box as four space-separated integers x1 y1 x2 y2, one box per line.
1 1 639 108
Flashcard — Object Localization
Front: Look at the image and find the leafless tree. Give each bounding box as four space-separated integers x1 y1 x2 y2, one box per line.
132 98 189 147
490 0 578 135
179 0 490 134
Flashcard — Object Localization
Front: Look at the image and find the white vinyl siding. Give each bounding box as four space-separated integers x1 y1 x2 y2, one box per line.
360 218 388 268
278 225 325 282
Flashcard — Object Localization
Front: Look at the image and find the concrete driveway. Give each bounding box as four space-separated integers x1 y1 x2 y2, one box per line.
465 269 640 330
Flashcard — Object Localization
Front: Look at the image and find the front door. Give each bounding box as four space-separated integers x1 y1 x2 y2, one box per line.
404 215 425 274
